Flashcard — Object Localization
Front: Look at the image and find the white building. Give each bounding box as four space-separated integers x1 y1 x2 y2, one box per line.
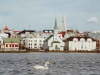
0 32 8 49
25 35 44 49
2 26 14 38
85 30 100 40
64 36 96 51
43 17 65 51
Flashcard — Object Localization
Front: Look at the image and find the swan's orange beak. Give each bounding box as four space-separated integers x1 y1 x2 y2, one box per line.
48 62 50 65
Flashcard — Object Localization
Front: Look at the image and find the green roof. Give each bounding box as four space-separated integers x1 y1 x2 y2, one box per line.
54 17 58 30
1 43 4 45
44 35 53 42
4 38 20 43
52 41 60 43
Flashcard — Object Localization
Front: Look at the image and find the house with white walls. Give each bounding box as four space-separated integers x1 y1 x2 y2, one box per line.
64 36 96 51
24 35 44 49
43 17 65 51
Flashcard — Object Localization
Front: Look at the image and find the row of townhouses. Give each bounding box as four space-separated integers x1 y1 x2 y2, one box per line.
0 15 97 51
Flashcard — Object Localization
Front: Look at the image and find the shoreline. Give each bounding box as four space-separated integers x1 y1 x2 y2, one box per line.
0 50 100 53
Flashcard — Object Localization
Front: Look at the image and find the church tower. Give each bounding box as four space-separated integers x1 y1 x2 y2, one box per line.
61 15 67 32
54 17 58 34
53 17 58 41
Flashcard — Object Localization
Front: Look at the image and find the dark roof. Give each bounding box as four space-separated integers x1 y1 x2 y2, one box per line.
66 36 96 41
18 30 35 34
43 30 53 33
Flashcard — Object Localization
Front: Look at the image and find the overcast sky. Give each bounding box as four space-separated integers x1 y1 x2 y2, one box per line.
0 0 100 32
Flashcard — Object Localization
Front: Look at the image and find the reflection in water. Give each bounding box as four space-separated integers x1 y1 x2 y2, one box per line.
0 53 100 75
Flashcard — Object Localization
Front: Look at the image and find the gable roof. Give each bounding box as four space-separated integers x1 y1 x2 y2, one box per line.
44 35 53 42
4 38 20 43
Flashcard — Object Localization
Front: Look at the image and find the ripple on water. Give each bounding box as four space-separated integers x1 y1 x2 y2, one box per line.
0 53 100 75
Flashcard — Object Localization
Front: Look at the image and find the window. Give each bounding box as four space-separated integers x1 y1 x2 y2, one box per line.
34 44 37 45
40 40 42 42
15 44 18 47
29 40 30 42
29 44 30 45
10 44 11 47
31 44 32 45
55 38 57 40
75 40 76 43
6 44 8 47
12 44 14 47
31 40 32 42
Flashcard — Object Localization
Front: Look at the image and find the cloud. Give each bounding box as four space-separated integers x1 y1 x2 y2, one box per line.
87 17 98 23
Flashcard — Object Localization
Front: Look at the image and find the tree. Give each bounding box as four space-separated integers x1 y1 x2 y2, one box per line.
19 43 26 49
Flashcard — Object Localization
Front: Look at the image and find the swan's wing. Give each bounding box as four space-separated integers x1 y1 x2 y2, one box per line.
34 65 45 69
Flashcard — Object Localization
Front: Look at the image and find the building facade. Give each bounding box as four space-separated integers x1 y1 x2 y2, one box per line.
3 38 20 51
64 36 96 51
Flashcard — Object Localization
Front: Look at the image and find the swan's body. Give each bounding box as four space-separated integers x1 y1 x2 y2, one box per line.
34 61 50 70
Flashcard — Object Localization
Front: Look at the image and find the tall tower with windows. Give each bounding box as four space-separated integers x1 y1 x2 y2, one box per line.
61 15 67 32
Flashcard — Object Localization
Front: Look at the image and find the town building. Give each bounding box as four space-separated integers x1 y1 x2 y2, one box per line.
43 17 65 51
2 38 20 51
64 36 96 51
0 32 8 49
85 30 100 50
24 36 44 49
2 26 14 38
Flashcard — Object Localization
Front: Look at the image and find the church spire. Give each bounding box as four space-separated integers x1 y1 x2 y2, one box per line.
54 17 58 30
61 15 67 32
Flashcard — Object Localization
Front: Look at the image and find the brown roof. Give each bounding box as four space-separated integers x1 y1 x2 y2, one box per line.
66 36 96 41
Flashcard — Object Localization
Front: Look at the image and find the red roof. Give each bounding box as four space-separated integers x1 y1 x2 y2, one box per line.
4 26 8 30
14 31 21 33
58 32 66 38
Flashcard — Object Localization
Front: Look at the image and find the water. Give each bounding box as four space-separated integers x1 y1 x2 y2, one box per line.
0 53 100 75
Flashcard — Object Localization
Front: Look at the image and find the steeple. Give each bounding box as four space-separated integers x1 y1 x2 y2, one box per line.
54 17 58 30
4 26 8 30
61 15 67 32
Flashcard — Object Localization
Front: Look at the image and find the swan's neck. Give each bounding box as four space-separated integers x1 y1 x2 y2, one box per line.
45 62 48 69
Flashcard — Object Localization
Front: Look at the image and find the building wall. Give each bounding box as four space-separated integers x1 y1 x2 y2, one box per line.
4 43 19 51
25 37 44 49
43 41 48 50
67 38 96 51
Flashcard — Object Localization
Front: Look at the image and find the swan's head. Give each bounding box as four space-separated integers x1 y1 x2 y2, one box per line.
46 61 50 65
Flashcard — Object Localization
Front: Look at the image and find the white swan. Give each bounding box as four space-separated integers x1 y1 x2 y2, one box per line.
34 61 50 70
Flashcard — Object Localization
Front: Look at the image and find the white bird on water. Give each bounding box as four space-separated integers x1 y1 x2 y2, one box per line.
34 61 50 70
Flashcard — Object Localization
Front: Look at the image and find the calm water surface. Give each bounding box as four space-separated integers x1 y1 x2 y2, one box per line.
0 53 100 75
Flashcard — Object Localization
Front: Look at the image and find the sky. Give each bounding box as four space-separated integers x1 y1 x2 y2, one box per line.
0 0 100 32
